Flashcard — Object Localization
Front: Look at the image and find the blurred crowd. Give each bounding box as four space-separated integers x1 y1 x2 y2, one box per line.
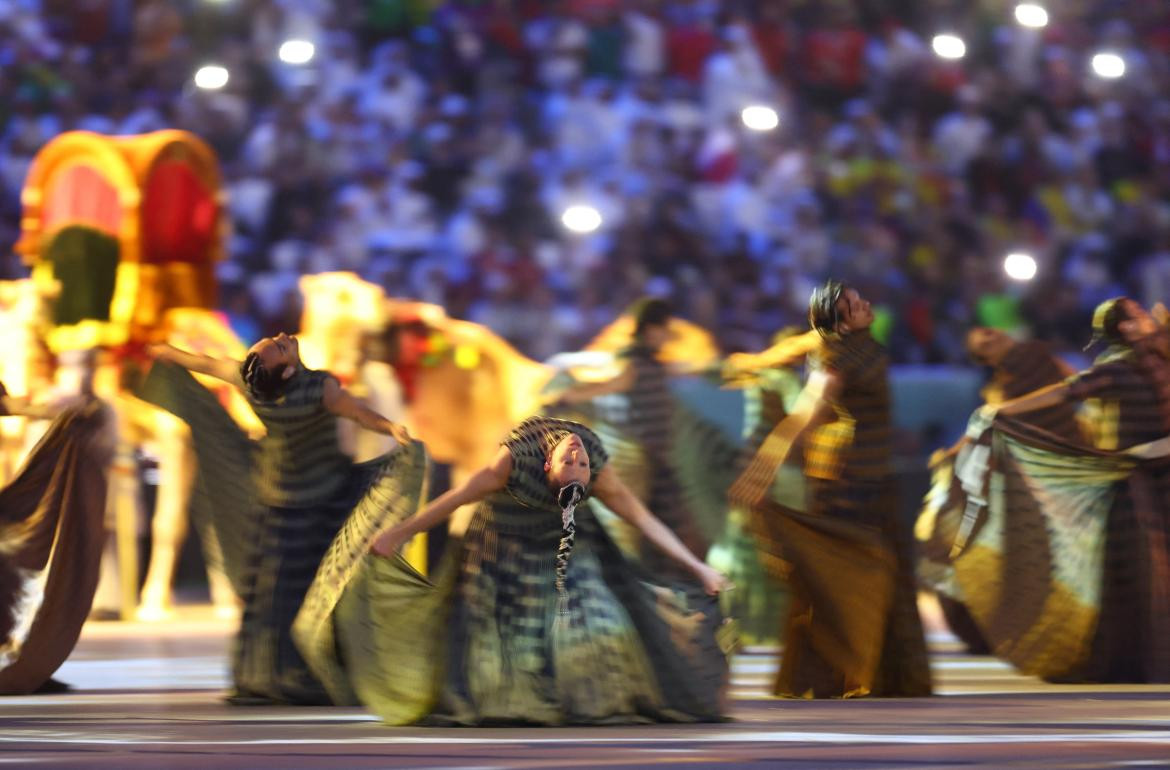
2 0 1170 364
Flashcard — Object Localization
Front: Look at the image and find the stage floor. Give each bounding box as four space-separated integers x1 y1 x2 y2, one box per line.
2 607 1169 769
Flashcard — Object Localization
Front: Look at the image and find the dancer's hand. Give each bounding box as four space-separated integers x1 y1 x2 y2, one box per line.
694 563 732 596
369 530 403 559
389 422 411 445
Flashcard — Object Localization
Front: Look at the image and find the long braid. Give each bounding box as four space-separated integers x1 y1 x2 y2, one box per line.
554 482 585 614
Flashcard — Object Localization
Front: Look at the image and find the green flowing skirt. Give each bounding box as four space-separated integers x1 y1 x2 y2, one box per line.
295 498 731 725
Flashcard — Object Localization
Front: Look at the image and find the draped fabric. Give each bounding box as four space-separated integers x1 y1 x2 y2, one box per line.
917 340 1085 653
296 416 731 726
933 416 1170 681
139 361 428 703
741 333 931 698
0 401 114 694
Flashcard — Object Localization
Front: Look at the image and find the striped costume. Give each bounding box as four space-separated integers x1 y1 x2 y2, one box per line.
919 340 1085 653
295 416 731 725
749 330 932 698
936 346 1170 682
139 362 427 704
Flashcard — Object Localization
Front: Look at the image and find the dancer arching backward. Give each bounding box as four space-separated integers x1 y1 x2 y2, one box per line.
0 372 115 695
952 297 1170 683
919 328 1087 654
295 415 732 726
144 333 423 705
731 280 932 698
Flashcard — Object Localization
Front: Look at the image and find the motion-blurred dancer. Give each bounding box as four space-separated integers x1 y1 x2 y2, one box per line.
732 280 932 698
920 328 1086 654
144 333 421 704
297 414 731 725
955 298 1170 682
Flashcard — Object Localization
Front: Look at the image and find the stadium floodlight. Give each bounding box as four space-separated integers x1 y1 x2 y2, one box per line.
1091 52 1126 79
741 105 780 131
561 205 602 234
194 65 230 90
1004 252 1038 281
932 33 966 60
279 40 315 65
1014 4 1049 28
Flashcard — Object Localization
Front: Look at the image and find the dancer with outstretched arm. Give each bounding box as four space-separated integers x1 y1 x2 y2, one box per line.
296 414 733 725
145 332 422 705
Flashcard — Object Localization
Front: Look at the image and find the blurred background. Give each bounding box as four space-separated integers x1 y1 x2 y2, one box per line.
1 0 1168 444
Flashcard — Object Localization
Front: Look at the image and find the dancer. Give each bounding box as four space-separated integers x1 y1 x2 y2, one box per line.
732 280 932 698
296 414 732 725
548 299 726 572
144 332 422 705
0 366 115 695
954 297 1170 682
920 328 1086 653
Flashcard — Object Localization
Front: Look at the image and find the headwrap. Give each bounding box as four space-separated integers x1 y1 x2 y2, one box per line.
554 481 585 614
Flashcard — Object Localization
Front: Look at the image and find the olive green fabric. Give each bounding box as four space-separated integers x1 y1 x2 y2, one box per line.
301 416 730 725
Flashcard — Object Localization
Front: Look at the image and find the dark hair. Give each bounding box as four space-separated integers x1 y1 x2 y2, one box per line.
554 481 586 610
240 352 287 401
630 297 672 338
808 280 847 337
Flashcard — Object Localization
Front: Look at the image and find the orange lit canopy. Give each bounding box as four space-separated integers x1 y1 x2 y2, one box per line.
17 130 225 352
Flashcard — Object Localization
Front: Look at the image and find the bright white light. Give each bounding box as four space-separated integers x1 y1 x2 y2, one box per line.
1091 52 1126 79
561 205 602 234
1004 252 1038 281
1014 4 1049 28
193 65 229 90
279 39 315 65
741 105 779 131
932 34 966 60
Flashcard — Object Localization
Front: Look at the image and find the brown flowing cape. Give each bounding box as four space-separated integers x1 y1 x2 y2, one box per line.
0 401 114 694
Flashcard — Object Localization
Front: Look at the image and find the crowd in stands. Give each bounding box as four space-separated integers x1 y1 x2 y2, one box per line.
2 0 1170 365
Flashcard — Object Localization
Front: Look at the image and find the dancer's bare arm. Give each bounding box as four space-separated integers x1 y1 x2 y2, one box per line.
322 378 410 444
370 446 512 557
728 369 838 506
549 365 634 405
593 466 728 595
149 344 242 385
994 382 1069 417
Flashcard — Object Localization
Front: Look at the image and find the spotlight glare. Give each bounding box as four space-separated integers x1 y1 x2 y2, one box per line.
932 33 967 60
1004 252 1038 281
1091 52 1126 79
279 39 315 65
193 65 229 90
561 205 602 234
741 105 780 131
1014 3 1049 28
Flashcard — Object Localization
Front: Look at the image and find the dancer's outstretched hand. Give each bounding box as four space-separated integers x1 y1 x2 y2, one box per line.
389 422 412 446
694 563 732 596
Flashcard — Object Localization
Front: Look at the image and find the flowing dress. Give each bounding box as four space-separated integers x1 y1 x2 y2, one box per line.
1 400 114 694
139 361 427 703
918 341 1085 652
946 350 1170 682
746 331 932 697
295 416 731 725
